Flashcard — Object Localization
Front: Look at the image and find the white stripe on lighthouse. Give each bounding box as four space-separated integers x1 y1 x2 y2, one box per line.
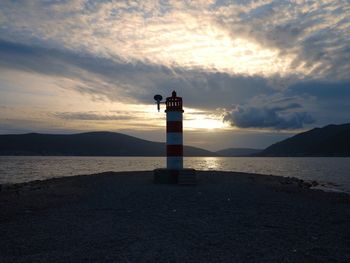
166 132 183 145
167 156 183 170
166 111 183 121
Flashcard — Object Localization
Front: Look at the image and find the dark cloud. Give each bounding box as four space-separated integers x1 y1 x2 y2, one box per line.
286 80 350 125
289 80 350 100
0 40 273 109
218 0 350 81
223 103 314 129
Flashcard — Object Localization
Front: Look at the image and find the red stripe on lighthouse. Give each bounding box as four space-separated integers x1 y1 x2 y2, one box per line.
166 121 182 133
167 145 183 156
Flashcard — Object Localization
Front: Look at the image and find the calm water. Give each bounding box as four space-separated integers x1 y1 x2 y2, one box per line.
0 156 349 192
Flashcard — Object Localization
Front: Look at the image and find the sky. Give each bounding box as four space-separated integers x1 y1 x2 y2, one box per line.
0 0 350 151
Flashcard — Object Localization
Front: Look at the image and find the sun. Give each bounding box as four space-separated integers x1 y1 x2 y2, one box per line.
185 117 227 130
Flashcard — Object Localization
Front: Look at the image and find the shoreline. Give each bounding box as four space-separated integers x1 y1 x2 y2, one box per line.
2 156 349 195
1 171 349 262
1 169 348 195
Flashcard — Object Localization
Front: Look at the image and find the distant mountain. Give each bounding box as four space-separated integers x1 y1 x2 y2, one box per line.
216 148 262 157
0 132 215 156
259 123 350 157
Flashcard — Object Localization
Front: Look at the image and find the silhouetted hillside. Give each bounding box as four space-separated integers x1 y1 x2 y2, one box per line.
216 148 262 157
259 123 350 157
0 132 215 156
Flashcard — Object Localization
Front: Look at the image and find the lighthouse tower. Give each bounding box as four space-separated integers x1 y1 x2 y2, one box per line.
166 91 184 171
153 91 196 184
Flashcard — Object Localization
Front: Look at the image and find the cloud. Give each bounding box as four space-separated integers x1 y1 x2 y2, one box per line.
287 80 350 124
219 0 350 80
1 0 349 81
54 112 134 121
0 40 274 109
0 0 349 138
223 103 314 129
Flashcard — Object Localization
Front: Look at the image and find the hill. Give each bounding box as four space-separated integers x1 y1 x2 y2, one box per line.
259 123 350 157
216 148 262 157
0 132 215 156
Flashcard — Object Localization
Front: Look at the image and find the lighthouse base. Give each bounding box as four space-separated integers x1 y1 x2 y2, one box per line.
153 168 196 185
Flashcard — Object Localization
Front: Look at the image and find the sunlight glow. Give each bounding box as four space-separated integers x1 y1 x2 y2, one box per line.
185 118 226 130
107 12 299 77
184 110 229 130
143 34 294 76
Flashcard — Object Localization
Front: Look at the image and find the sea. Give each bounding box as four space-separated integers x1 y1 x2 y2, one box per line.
0 156 349 193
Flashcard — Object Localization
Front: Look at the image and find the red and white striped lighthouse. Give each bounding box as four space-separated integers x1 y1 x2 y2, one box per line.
153 91 196 184
165 91 184 171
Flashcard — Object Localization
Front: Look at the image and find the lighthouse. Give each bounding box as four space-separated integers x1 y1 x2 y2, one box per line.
153 91 196 184
165 91 184 171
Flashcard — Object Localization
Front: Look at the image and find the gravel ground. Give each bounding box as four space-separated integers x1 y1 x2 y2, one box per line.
0 171 349 263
